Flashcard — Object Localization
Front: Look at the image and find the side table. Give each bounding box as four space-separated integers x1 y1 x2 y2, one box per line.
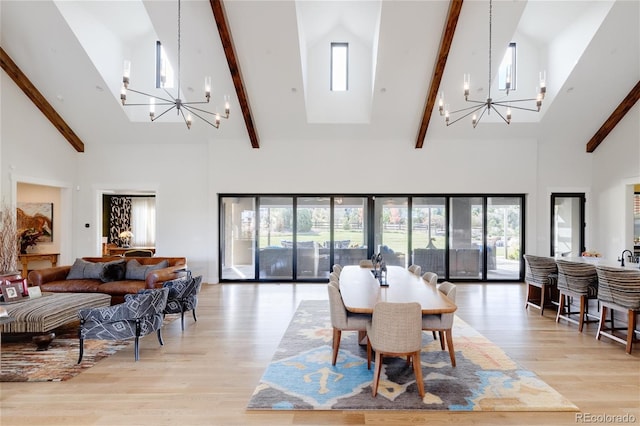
18 253 59 282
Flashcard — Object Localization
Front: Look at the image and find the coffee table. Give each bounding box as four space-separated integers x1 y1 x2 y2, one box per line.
1 292 111 350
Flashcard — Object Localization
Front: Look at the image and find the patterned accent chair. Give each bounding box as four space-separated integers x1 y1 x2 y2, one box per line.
595 266 640 354
523 255 559 315
78 287 169 362
163 272 203 330
555 259 599 332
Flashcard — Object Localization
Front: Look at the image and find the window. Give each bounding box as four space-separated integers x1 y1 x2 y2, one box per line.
498 42 516 92
330 42 348 91
156 41 174 89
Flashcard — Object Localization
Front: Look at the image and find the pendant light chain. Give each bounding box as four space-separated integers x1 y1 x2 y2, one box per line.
177 0 181 96
488 0 492 97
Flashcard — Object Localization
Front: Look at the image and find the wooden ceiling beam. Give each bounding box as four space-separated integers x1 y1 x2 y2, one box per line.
0 46 85 153
210 0 260 149
415 0 464 149
586 80 640 153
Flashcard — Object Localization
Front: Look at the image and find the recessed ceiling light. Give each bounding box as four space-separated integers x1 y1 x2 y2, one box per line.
56 95 64 102
291 87 297 93
380 88 386 93
95 85 104 92
567 87 574 93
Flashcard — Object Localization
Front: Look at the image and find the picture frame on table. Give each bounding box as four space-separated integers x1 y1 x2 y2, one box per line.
1 282 23 302
6 277 29 296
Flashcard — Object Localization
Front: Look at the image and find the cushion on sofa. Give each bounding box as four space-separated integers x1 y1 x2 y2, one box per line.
99 259 126 283
67 258 105 280
125 259 169 280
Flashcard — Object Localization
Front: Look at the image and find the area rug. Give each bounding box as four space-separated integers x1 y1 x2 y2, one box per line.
1 315 178 382
247 300 579 411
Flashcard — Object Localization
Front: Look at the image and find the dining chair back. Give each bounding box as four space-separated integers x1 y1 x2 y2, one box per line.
523 254 558 315
555 259 598 332
366 301 425 398
595 266 640 353
408 264 422 277
421 281 457 366
422 271 438 286
327 284 370 365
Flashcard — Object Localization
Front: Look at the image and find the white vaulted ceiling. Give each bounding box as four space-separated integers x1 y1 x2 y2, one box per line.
1 0 638 149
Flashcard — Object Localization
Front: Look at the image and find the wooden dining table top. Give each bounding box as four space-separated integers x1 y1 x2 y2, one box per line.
338 265 457 315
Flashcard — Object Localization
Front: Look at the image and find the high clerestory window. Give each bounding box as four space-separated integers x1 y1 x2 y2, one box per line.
498 42 516 92
330 42 348 91
155 41 174 89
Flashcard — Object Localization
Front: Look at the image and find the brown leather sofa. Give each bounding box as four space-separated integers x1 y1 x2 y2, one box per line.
28 256 187 305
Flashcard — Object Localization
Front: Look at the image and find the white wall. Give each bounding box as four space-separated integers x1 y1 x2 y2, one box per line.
2 64 638 283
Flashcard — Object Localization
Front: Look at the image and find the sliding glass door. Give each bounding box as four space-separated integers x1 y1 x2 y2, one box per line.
551 193 585 258
258 197 293 279
333 197 369 267
220 194 525 282
374 197 408 267
486 197 522 280
411 197 446 277
449 197 483 279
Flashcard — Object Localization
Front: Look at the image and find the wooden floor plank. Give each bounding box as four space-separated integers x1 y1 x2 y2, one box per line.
1 282 638 425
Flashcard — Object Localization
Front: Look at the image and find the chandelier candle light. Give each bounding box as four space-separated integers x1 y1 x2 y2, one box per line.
440 0 546 127
120 0 229 129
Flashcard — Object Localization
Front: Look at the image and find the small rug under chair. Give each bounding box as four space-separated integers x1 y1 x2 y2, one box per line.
247 300 579 411
1 315 179 382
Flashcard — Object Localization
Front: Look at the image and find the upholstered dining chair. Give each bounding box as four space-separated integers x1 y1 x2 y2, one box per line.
329 271 340 285
327 283 370 366
162 271 203 331
555 259 599 332
332 264 343 276
422 271 438 286
421 281 457 367
77 287 169 362
595 266 640 354
366 302 425 398
408 264 422 277
523 254 559 315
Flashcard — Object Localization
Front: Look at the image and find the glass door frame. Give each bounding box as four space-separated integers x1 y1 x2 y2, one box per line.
550 193 585 258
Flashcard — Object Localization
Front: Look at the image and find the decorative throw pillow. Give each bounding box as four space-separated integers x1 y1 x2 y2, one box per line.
125 259 169 280
66 258 104 280
99 259 126 283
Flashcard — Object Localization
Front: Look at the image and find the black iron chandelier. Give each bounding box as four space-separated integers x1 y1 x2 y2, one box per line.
439 0 546 127
120 0 229 129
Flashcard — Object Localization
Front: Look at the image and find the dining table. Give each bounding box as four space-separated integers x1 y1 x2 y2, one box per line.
338 265 457 315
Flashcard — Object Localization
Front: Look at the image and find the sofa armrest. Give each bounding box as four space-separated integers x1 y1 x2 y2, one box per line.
28 266 72 286
146 265 188 289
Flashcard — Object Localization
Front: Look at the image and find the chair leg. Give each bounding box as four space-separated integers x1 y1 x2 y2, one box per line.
367 339 372 370
596 306 607 341
412 351 425 397
432 331 437 340
157 328 164 346
192 308 197 323
439 331 445 350
134 336 140 362
371 351 383 397
626 309 636 354
444 329 456 367
556 293 565 323
578 295 586 333
181 310 185 331
332 328 342 366
77 338 84 364
539 284 546 315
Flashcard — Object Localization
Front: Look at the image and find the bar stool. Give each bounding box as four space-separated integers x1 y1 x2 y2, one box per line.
555 259 599 332
523 255 558 315
594 266 640 354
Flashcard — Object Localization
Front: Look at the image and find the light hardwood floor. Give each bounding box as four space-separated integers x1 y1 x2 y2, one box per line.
1 282 638 426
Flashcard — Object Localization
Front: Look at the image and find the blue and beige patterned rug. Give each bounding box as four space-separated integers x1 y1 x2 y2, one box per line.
247 300 579 411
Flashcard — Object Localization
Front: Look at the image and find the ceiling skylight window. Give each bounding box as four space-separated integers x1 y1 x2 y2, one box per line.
498 42 516 92
156 41 174 89
331 42 348 91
